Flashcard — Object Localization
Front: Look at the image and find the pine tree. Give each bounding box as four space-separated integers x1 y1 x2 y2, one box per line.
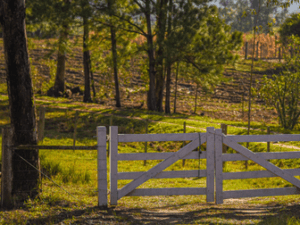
0 0 39 206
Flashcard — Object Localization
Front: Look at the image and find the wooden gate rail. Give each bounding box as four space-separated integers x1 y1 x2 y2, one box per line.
215 130 300 204
109 126 215 206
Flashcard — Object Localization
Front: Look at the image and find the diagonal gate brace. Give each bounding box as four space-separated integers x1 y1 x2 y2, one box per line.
118 136 205 199
223 135 300 189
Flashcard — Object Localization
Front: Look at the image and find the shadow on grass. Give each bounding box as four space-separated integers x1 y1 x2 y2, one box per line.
18 201 300 225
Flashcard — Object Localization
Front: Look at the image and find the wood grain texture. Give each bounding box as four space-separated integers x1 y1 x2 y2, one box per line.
118 170 207 180
97 126 107 207
223 168 300 180
109 126 118 205
215 129 223 204
229 134 300 143
118 138 201 199
222 151 300 162
118 133 206 143
125 188 207 196
224 136 300 189
118 151 207 161
206 127 215 202
223 187 300 199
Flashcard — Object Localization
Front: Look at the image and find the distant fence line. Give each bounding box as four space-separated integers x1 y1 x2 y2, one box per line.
232 34 300 61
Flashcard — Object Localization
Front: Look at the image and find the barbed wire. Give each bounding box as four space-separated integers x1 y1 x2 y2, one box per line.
14 152 81 202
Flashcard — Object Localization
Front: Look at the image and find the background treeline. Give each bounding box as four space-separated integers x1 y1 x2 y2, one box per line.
25 0 244 112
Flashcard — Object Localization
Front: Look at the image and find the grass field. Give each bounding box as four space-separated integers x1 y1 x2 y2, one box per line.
1 35 300 223
2 90 300 224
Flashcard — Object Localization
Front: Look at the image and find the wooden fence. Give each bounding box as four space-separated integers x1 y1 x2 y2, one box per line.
107 126 300 205
2 125 300 207
1 126 107 208
109 127 213 205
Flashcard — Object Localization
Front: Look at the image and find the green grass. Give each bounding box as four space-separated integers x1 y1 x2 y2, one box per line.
1 53 300 223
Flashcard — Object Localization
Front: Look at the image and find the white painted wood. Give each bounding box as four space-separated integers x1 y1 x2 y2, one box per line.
118 151 207 161
118 137 202 199
215 129 223 204
223 187 300 199
223 168 300 180
118 133 206 143
118 170 207 180
229 134 300 143
223 152 300 162
110 126 119 205
224 136 300 188
125 188 207 196
97 126 107 208
206 127 215 203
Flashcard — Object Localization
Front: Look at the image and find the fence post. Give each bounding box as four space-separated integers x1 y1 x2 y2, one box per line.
275 35 277 58
256 41 259 60
182 122 186 167
206 127 215 203
245 42 248 60
144 120 148 166
97 126 107 208
221 124 227 167
279 47 282 62
38 106 45 143
73 111 79 150
110 126 118 206
267 126 270 152
107 116 113 157
215 129 223 204
1 127 14 208
260 44 263 59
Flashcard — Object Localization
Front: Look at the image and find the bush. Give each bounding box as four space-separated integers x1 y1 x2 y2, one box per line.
279 13 300 45
259 36 300 130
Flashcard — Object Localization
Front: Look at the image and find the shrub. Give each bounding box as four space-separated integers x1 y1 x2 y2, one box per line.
259 36 300 130
279 13 300 45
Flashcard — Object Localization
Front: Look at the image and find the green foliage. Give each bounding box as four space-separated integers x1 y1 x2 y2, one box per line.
279 13 300 45
183 6 243 89
259 36 300 130
40 154 63 177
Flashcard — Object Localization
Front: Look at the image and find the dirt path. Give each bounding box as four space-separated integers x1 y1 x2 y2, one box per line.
22 199 300 224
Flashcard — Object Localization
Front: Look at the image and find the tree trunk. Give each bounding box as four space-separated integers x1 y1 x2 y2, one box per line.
165 0 173 114
108 0 121 107
0 0 39 204
52 26 68 96
173 62 179 114
83 16 92 102
155 0 167 112
50 0 71 97
165 63 171 114
110 25 121 107
145 1 156 111
194 83 199 114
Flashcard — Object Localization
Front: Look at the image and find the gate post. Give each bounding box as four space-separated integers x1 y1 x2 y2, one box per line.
215 129 223 204
97 126 107 208
206 127 215 202
110 126 118 206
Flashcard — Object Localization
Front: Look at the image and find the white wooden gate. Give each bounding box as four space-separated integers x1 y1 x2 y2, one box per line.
99 126 300 206
109 126 215 205
215 129 300 204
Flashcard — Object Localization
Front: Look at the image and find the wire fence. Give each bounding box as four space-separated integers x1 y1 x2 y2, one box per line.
0 106 280 207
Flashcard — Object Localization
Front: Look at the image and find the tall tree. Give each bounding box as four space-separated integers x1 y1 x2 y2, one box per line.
80 0 93 102
0 0 39 204
155 0 168 111
27 0 77 97
107 0 121 107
